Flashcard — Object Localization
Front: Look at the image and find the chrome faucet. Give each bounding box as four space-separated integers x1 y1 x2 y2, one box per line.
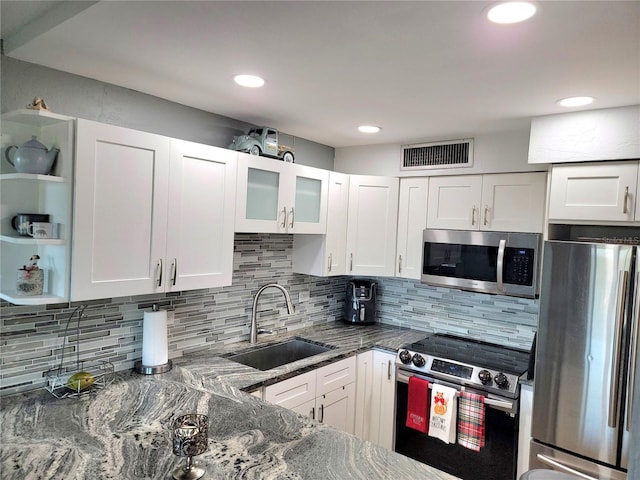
250 283 295 344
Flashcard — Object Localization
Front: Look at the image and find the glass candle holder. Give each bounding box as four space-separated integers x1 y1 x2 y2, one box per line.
171 413 208 480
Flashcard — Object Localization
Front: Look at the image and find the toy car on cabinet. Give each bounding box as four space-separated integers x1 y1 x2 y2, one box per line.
228 127 295 163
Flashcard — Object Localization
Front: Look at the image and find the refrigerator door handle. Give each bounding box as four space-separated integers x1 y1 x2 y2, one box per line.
608 269 628 428
627 271 640 431
536 454 599 480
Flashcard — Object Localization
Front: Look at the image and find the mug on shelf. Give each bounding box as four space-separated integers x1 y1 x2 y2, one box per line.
28 222 57 239
16 269 44 296
11 213 50 236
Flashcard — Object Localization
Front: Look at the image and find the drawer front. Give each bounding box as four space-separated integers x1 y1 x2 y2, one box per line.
316 356 356 396
264 370 316 409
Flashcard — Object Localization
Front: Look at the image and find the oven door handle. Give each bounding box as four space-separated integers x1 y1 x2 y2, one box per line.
484 397 515 410
396 368 516 413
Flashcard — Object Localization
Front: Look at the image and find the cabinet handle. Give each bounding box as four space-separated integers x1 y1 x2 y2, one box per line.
328 253 332 272
310 407 315 420
171 258 177 286
155 259 163 287
483 205 489 226
281 207 288 229
398 255 402 274
349 253 353 272
289 207 295 228
319 404 324 423
471 206 477 226
387 360 392 380
623 186 629 214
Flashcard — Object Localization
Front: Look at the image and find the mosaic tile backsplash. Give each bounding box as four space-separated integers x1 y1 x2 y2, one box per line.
0 233 538 396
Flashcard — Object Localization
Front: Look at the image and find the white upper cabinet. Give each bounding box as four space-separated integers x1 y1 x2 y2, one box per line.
165 140 237 290
72 119 170 300
346 175 399 276
71 120 236 301
396 178 429 279
1 109 75 305
292 171 350 276
427 175 482 230
427 172 546 233
480 173 547 233
548 161 639 222
235 153 328 234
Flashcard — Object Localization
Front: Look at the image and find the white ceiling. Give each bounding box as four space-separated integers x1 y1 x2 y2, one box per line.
2 1 639 148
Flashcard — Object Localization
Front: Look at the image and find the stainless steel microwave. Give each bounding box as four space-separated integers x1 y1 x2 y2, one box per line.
421 229 541 298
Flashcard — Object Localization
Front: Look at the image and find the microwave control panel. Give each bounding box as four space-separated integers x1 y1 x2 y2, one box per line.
503 248 535 285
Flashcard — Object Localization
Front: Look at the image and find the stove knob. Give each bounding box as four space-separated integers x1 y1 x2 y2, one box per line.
478 369 492 385
494 373 509 389
412 353 426 368
398 350 412 364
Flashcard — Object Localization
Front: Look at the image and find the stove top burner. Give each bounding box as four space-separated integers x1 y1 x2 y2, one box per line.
397 333 531 398
404 333 530 376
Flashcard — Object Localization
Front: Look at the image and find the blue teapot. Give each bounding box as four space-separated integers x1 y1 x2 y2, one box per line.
5 136 59 175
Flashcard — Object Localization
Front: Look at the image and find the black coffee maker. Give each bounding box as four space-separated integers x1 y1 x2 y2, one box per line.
344 279 377 325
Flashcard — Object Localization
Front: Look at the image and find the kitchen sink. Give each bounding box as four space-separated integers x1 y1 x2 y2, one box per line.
227 338 334 371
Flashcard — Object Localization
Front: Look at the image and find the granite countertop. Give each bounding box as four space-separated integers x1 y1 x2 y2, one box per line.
0 321 460 480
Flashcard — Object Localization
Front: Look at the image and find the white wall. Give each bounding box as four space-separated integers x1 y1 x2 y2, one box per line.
334 128 548 176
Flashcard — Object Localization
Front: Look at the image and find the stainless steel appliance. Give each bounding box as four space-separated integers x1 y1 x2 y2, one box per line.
344 279 377 325
530 240 638 480
395 333 530 480
421 229 541 298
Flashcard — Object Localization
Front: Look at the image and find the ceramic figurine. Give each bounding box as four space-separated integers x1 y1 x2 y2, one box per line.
26 96 50 111
22 254 40 274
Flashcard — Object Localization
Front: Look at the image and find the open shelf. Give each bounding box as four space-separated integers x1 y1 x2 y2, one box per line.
0 291 67 306
0 234 64 245
2 109 74 127
1 109 75 305
0 173 66 183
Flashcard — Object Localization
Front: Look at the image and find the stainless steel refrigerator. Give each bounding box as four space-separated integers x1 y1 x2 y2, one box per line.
530 240 638 480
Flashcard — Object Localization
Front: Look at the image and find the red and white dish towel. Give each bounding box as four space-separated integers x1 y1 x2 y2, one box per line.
457 391 486 451
405 376 429 432
428 384 457 443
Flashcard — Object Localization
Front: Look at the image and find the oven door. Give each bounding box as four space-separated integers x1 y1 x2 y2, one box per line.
394 369 519 480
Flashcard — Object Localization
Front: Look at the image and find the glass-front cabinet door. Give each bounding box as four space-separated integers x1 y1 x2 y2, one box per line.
235 153 328 233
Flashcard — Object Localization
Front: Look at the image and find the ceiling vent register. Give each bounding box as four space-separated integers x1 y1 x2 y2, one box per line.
401 138 474 171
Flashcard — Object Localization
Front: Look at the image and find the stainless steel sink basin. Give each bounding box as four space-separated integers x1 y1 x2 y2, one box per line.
227 338 334 371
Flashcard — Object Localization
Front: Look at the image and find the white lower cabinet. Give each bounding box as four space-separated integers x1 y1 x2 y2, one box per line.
71 120 236 300
354 350 396 449
263 357 356 434
317 382 356 433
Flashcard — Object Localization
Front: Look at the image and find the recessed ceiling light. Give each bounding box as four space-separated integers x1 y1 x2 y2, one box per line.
358 125 381 134
557 96 595 107
234 74 265 88
487 2 537 24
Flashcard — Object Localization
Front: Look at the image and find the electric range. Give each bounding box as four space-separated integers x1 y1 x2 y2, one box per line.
395 333 531 399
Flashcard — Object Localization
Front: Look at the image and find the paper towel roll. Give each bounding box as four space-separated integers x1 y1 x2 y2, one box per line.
142 309 169 366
